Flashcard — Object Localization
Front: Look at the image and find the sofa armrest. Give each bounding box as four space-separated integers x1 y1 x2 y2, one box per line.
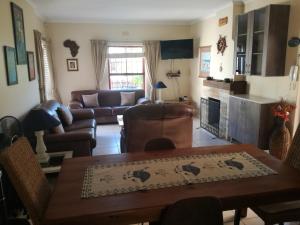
69 100 83 109
137 97 151 105
45 132 93 143
70 109 95 121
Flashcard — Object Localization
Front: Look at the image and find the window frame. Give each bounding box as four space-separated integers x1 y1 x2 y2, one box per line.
108 45 145 90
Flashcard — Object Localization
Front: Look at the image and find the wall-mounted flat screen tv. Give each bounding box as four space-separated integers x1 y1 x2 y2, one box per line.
160 39 194 60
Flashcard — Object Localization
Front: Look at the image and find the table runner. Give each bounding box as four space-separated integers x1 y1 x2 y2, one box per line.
82 152 277 198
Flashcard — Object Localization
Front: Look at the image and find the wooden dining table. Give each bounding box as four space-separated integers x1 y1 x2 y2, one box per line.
43 144 300 225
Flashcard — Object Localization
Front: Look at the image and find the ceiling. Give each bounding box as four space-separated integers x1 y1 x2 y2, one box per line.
28 0 244 24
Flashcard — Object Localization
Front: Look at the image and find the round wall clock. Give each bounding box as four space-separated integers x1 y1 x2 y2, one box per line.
217 35 227 56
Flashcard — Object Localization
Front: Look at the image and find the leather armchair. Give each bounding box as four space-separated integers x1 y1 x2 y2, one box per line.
24 100 97 157
120 103 194 153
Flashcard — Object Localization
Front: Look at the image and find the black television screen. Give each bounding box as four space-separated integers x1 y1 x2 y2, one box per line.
160 39 194 60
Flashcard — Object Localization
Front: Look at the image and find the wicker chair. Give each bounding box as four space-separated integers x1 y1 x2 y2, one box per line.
157 197 223 225
0 137 52 225
234 124 300 225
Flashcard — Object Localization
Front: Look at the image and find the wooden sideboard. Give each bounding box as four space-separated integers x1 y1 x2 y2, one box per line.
228 95 278 149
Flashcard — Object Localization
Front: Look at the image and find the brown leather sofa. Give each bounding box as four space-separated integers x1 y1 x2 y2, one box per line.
120 103 194 153
24 100 96 157
69 89 150 124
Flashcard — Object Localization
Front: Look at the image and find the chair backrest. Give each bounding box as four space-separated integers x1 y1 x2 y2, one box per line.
144 138 176 151
0 137 51 225
123 103 193 153
159 197 223 225
285 123 300 170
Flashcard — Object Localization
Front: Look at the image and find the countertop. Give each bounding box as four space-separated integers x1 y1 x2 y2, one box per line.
230 94 278 104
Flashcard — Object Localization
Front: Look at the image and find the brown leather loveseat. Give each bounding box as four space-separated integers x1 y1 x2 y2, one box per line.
24 100 96 157
121 103 194 153
69 89 150 124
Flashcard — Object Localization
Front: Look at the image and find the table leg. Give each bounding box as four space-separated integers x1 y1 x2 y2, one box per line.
240 208 248 217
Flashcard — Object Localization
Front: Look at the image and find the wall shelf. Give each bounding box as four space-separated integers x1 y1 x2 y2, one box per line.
203 80 247 94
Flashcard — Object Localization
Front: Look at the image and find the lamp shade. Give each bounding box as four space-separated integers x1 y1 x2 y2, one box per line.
288 37 300 47
23 109 60 132
155 81 167 89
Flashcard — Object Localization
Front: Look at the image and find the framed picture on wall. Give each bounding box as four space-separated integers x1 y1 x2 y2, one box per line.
27 51 36 81
4 46 18 86
67 58 78 71
199 46 211 78
11 2 27 64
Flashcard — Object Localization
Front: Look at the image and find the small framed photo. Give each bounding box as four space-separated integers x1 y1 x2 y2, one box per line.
27 51 36 81
67 58 78 71
199 46 211 78
4 46 18 86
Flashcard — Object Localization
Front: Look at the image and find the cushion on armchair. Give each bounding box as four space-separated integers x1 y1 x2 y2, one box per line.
57 105 73 126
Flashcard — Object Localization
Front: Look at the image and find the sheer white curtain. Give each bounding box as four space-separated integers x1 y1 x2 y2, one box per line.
91 40 108 90
143 41 160 101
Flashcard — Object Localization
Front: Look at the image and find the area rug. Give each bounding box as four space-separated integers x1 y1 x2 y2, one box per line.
81 152 277 198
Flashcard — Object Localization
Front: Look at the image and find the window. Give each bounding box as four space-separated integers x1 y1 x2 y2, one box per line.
41 40 54 100
108 46 144 90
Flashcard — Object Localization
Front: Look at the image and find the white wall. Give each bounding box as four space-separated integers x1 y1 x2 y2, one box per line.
0 0 45 118
46 22 192 104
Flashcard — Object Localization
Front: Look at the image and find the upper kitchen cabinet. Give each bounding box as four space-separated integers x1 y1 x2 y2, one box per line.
234 5 290 76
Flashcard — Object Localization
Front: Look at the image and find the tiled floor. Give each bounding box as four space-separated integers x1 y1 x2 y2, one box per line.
93 118 230 155
92 118 299 225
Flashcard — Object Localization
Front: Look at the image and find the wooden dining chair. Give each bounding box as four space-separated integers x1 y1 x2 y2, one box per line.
144 138 176 151
156 196 223 225
234 124 300 225
0 137 52 225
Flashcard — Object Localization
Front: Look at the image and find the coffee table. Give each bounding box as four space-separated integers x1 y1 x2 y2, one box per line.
117 115 124 127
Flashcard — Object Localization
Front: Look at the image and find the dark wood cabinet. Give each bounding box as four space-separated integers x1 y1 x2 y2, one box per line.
234 5 290 76
228 95 277 149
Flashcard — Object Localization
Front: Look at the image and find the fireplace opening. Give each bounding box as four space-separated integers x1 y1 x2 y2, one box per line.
208 97 220 129
200 97 220 136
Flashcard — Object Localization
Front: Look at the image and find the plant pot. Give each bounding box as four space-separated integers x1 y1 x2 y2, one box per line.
269 117 291 160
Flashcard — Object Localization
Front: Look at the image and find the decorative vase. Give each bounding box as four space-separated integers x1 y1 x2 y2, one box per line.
269 117 291 160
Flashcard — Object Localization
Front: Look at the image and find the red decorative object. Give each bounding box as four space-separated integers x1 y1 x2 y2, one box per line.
271 100 295 122
269 100 295 160
217 35 227 56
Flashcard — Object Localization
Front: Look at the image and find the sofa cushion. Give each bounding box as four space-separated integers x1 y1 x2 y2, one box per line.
57 105 73 126
64 119 96 132
94 107 113 117
82 93 99 107
112 106 130 116
51 124 65 134
121 92 135 106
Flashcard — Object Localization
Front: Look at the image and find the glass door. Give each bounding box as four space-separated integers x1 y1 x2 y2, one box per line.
250 8 266 75
235 14 248 75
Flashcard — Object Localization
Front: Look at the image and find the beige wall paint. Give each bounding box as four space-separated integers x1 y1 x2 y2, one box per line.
190 0 300 117
190 3 238 110
46 23 192 104
0 0 45 118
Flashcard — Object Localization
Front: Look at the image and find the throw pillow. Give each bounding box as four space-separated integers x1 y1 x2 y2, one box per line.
57 105 73 126
52 124 65 134
121 92 135 106
82 93 99 107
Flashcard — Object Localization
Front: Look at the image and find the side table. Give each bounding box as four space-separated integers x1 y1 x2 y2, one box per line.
40 151 73 174
164 99 193 106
